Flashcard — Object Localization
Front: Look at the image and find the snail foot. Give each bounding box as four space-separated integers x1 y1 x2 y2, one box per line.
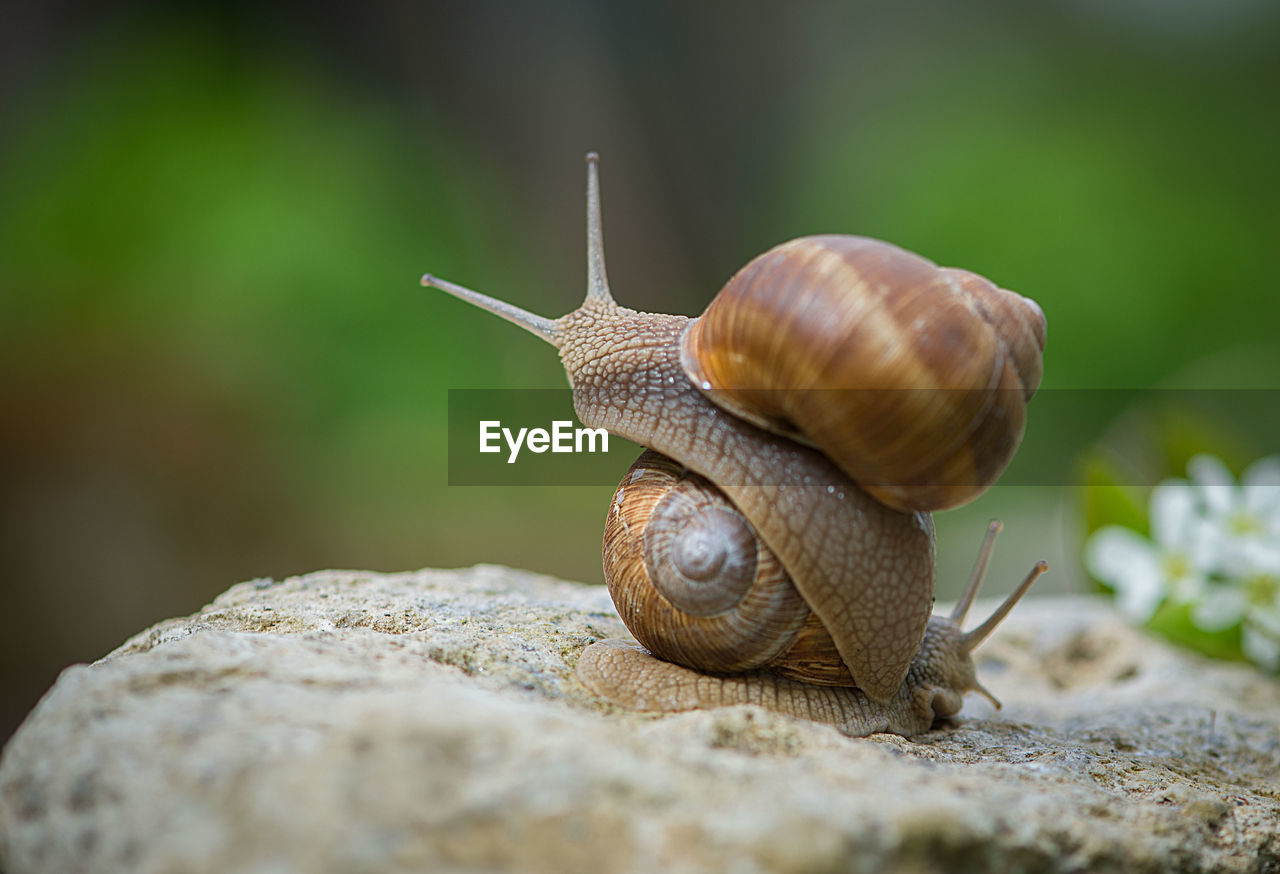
576 639 918 737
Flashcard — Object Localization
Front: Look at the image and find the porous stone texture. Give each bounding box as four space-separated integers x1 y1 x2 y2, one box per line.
1 566 1277 874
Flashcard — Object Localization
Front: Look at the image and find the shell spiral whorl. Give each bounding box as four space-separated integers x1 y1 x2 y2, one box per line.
604 450 810 674
645 498 757 617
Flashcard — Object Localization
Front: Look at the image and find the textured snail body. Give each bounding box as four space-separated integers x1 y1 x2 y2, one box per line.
555 304 936 701
423 155 1047 737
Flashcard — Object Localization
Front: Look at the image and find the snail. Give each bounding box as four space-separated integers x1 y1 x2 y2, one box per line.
422 154 1048 737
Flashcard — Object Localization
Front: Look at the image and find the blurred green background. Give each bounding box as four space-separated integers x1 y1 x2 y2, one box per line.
3 1 1278 744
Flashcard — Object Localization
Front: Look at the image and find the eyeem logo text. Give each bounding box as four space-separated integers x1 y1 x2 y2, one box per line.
480 420 610 463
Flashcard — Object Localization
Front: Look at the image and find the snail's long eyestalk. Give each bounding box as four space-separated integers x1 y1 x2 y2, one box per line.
959 561 1048 654
421 274 562 346
421 153 616 343
584 152 615 305
951 520 1002 624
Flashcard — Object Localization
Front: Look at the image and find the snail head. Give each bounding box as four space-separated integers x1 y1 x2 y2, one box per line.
914 522 1047 718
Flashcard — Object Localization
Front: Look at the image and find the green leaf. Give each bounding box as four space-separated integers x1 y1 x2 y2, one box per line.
1080 453 1149 537
1146 602 1245 663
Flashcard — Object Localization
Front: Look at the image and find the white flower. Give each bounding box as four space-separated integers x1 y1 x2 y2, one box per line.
1183 455 1280 667
1085 481 1216 621
1187 453 1280 578
1087 452 1280 672
1188 555 1280 630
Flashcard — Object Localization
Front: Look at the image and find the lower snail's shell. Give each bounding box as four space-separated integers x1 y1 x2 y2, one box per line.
604 449 855 685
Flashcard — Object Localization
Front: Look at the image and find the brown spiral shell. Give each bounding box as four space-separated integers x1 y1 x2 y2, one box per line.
680 235 1046 512
603 449 856 684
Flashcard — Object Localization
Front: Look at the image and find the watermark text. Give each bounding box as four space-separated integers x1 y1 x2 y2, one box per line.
479 419 609 463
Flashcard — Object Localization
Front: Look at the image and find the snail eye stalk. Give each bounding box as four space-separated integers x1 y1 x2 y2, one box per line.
422 153 620 346
420 274 563 347
960 561 1048 655
951 520 1003 625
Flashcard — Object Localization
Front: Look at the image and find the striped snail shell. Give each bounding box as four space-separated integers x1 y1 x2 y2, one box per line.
604 449 853 683
680 235 1047 511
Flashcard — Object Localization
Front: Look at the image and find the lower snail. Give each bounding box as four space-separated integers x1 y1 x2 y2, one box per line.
423 154 1048 737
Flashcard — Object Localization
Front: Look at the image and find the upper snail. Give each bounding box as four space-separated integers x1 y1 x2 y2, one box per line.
423 154 1047 736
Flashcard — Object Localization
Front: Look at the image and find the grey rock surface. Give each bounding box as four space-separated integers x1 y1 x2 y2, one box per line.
1 565 1277 874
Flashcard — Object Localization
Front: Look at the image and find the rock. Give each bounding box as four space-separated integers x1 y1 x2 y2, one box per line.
1 565 1277 874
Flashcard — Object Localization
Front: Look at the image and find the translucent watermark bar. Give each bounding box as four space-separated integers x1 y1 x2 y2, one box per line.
447 389 643 485
446 388 1280 487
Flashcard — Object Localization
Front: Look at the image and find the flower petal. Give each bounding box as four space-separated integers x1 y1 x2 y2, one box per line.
1150 481 1200 549
1116 573 1167 623
1185 516 1225 576
1190 586 1248 631
1248 602 1280 637
1188 454 1238 518
1084 527 1165 621
1237 542 1280 577
1242 455 1280 489
1086 527 1157 582
1242 624 1280 672
1242 456 1280 517
1188 453 1235 489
